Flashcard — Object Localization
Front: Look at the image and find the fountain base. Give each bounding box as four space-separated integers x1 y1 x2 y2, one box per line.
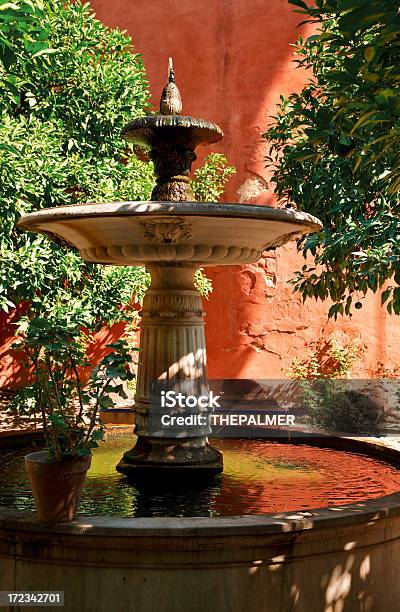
116 437 223 480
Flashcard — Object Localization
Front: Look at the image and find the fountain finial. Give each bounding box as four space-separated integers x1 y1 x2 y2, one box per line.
160 57 182 115
168 57 175 82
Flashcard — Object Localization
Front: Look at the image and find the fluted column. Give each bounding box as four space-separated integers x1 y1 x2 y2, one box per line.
117 264 222 479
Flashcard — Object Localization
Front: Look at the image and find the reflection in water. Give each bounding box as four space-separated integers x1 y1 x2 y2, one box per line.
1 435 400 517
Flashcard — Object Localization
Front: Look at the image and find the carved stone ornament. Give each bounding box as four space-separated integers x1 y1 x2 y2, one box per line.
142 217 193 245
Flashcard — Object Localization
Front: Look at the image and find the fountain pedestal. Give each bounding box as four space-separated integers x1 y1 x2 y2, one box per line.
117 264 222 477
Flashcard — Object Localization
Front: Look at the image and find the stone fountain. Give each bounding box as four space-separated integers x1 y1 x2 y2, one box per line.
18 59 321 480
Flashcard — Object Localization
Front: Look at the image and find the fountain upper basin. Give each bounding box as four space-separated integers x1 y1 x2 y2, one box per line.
17 201 322 266
121 115 224 149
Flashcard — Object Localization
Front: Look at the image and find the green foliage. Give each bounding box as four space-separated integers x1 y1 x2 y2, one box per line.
301 383 375 434
14 317 135 461
194 268 213 298
294 0 400 193
0 0 153 324
287 334 376 433
191 153 236 202
0 1 56 102
264 0 400 317
288 335 364 379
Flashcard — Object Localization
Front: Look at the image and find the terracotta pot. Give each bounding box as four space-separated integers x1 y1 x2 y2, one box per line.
25 451 92 523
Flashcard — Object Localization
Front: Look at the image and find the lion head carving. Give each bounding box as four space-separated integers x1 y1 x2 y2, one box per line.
142 217 193 245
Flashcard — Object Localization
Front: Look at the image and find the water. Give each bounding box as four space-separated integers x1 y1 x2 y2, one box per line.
1 435 400 518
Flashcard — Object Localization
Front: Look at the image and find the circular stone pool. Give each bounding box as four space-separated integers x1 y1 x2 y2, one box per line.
2 435 400 517
2 433 400 612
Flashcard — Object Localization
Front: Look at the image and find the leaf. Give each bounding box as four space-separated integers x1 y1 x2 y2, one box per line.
350 111 379 134
326 71 355 84
0 142 19 154
339 6 387 34
339 134 352 146
364 46 376 62
32 48 57 58
91 429 104 441
328 303 341 319
0 45 16 69
381 289 391 305
288 0 308 9
0 3 21 10
99 396 113 409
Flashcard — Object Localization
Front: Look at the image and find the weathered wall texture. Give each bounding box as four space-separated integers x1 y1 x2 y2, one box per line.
87 0 399 379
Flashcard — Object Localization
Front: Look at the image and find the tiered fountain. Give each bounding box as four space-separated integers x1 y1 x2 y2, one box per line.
18 59 321 480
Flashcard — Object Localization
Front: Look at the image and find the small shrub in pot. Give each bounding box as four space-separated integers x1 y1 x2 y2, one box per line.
15 317 135 523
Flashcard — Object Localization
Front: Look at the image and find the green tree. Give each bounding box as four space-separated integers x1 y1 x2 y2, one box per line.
264 0 400 317
0 0 152 326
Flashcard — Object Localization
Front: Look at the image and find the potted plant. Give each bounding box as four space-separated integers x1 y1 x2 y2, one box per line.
14 317 134 523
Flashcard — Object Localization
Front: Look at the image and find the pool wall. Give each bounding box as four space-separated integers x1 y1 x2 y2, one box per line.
2 495 400 611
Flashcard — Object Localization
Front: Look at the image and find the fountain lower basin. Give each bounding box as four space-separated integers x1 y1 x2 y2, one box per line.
1 431 400 611
2 434 400 517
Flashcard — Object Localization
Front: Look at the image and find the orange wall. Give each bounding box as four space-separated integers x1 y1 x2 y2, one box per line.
0 304 31 389
88 0 400 379
0 308 129 389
